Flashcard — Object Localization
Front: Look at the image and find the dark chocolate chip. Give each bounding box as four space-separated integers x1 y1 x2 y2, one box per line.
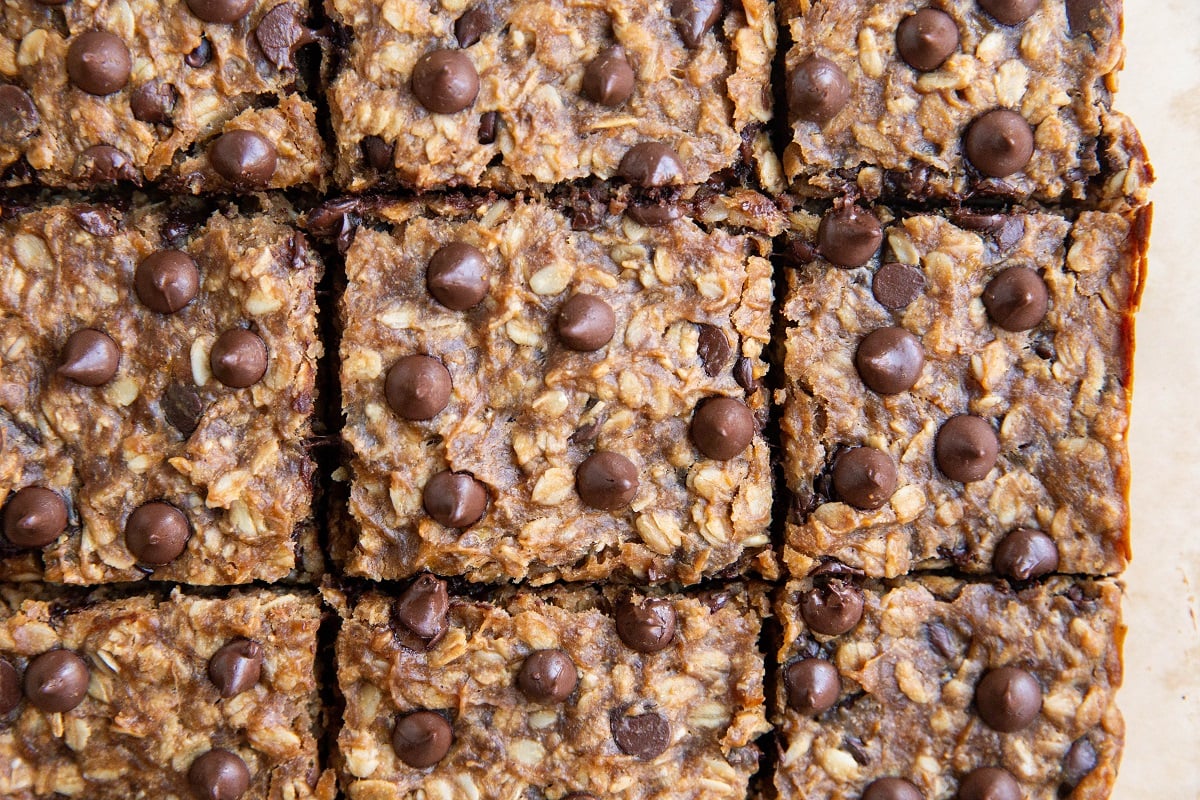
951 211 1027 252
872 262 925 309
411 49 479 114
557 293 616 351
957 767 1022 800
625 199 680 227
477 110 499 144
73 206 118 237
832 447 898 510
672 0 723 48
788 55 851 125
783 658 840 715
863 777 924 800
208 639 263 698
75 145 137 183
696 323 731 377
993 528 1059 580
576 452 639 510
186 0 255 24
423 471 488 528
610 709 671 759
800 579 864 636
1062 738 1098 789
615 597 676 653
130 81 178 125
393 711 453 768
928 621 956 659
454 7 492 48
67 31 131 96
563 795 598 800
395 574 450 642
983 266 1048 331
935 415 999 483
617 142 684 187
59 329 119 386
518 649 578 704
964 109 1034 178
208 130 278 186
255 2 317 71
24 650 89 713
162 382 205 437
733 356 758 394
427 242 490 310
0 659 19 715
136 250 199 314
210 329 268 388
855 327 924 394
691 397 755 460
977 0 1039 26
185 37 213 68
124 502 190 565
1066 0 1116 38
583 45 635 106
975 666 1042 732
385 355 452 420
188 749 251 800
361 135 394 170
0 85 39 142
3 487 67 549
818 204 883 268
897 9 959 71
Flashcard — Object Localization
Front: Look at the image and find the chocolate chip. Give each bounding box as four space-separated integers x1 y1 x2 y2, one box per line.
3 487 67 549
395 574 450 642
625 200 680 227
927 621 956 658
427 242 490 310
130 81 178 125
696 324 731 377
477 111 499 144
993 528 1058 580
423 471 488 528
67 31 131 96
24 650 89 713
185 37 213 68
983 266 1048 331
0 659 19 715
957 767 1021 800
209 130 278 186
691 397 755 460
788 55 851 125
188 749 251 800
733 357 758 394
935 415 999 483
951 211 1027 252
136 250 199 314
672 0 722 48
124 502 190 565
832 447 898 510
583 45 635 106
863 777 924 800
576 452 638 510
610 709 671 759
186 0 255 23
1066 0 1116 38
818 204 883 268
897 9 959 71
964 109 1034 178
975 666 1042 732
210 329 268 388
454 7 492 48
518 649 578 704
557 294 616 351
412 49 479 114
977 0 1038 26
361 135 394 170
564 795 597 800
1062 738 1098 788
393 711 453 768
855 327 924 395
871 263 925 309
59 329 119 386
784 658 840 715
0 85 39 142
385 355 452 420
615 597 676 653
800 579 864 636
208 639 263 698
162 383 205 437
74 206 118 237
75 145 137 183
255 2 317 71
617 142 684 187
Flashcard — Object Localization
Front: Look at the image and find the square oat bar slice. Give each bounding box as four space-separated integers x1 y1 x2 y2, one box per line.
0 198 321 585
332 576 770 800
778 202 1149 579
0 0 328 191
335 193 774 585
0 587 332 800
326 0 777 192
771 574 1123 800
778 0 1151 207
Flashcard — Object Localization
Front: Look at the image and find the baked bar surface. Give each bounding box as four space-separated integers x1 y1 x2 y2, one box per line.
0 199 321 585
779 0 1151 207
333 576 770 799
336 194 773 585
0 587 331 800
779 203 1148 578
0 0 327 191
326 0 777 191
772 574 1123 800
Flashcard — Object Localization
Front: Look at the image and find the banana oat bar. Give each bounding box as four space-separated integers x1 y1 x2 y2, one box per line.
779 203 1148 578
0 199 321 585
772 573 1122 800
778 0 1151 207
326 0 778 192
335 193 774 585
0 587 331 799
332 575 770 800
0 0 327 191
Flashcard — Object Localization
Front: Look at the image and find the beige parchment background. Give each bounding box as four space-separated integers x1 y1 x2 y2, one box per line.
1115 2 1200 797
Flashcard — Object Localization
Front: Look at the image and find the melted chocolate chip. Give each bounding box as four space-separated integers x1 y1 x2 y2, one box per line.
733 356 758 394
67 31 131 96
361 135 394 170
1062 738 1098 789
0 85 39 142
993 528 1059 580
209 130 278 187
977 0 1038 26
255 3 317 71
928 622 956 659
393 711 453 768
964 110 1034 178
583 45 635 106
208 639 264 698
872 262 925 309
58 329 119 386
855 327 924 394
863 777 924 800
3 486 67 549
124 502 190 565
610 709 671 759
385 355 452 420
896 9 959 71
186 0 255 24
477 110 499 143
975 666 1042 732
427 242 490 310
75 146 137 183
615 597 676 653
136 250 199 314
411 49 480 114
617 142 684 187
518 649 578 703
423 471 488 528
162 382 205 437
935 415 999 483
691 397 755 460
1066 0 1117 38
951 211 1027 252
625 199 680 227
696 323 731 377
832 447 898 510
73 206 119 237
788 56 850 125
185 37 213 68
672 0 723 48
395 575 450 643
557 294 616 351
818 204 883 268
576 452 639 510
957 767 1021 800
188 749 251 800
24 650 89 713
210 329 268 388
800 579 864 636
784 658 840 715
983 266 1049 331
455 7 492 48
130 81 178 125
0 659 19 715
